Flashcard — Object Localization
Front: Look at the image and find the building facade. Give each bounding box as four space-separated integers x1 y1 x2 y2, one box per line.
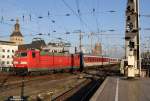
0 41 18 68
43 41 70 53
10 19 24 45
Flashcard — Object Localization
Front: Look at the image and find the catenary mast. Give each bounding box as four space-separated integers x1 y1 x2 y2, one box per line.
125 0 141 77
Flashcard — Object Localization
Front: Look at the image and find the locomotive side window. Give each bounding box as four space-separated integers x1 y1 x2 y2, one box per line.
32 52 36 58
20 52 27 57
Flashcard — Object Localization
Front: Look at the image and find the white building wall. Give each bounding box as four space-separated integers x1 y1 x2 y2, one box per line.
0 44 18 67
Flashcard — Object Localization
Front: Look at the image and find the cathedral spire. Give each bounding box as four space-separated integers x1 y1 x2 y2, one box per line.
10 19 23 37
14 18 20 32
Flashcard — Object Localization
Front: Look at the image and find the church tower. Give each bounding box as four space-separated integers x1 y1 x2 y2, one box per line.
10 19 24 45
93 42 102 55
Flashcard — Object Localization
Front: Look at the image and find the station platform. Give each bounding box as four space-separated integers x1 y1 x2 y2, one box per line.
90 76 150 101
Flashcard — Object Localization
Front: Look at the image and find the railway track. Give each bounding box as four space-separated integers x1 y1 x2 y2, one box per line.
53 78 91 101
0 73 73 84
53 77 104 101
0 73 76 93
0 72 88 100
52 65 119 101
0 65 119 100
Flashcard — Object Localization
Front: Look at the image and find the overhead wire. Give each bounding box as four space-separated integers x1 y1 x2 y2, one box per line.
1 0 69 38
62 0 93 32
0 0 125 52
75 0 83 29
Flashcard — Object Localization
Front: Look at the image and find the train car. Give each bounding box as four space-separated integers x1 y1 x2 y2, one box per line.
13 49 119 74
13 49 80 74
84 55 110 67
109 58 119 64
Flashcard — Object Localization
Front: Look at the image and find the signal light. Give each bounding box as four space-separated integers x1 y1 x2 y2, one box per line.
129 41 134 48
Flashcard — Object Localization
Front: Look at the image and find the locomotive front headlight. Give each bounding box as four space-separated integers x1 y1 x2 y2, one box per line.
13 61 18 64
20 61 27 64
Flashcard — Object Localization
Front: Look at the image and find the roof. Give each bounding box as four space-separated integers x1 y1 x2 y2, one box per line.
18 39 46 50
10 31 23 37
32 39 46 46
0 40 16 45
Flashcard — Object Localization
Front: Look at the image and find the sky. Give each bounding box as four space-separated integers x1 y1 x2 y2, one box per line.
0 0 150 58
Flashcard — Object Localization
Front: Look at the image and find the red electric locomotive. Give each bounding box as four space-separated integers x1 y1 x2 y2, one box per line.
13 49 118 74
13 49 80 74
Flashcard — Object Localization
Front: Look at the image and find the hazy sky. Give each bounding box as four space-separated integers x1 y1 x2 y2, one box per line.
0 0 150 57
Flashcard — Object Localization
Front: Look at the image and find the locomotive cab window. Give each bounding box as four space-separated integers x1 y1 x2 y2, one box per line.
32 52 36 58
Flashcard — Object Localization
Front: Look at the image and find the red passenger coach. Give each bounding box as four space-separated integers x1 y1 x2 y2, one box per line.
84 55 109 67
13 49 119 74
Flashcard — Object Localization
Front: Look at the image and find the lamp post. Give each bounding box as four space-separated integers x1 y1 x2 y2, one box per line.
65 32 70 43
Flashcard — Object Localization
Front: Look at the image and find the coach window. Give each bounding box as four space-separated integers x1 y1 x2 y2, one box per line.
84 58 86 62
86 58 88 62
32 52 36 58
